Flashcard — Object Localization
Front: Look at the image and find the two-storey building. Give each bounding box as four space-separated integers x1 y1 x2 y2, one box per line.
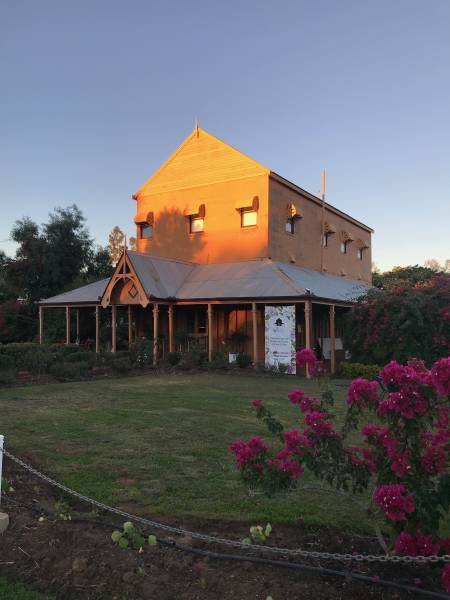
39 128 373 374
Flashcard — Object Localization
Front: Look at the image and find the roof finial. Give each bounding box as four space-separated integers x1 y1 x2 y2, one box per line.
195 116 200 138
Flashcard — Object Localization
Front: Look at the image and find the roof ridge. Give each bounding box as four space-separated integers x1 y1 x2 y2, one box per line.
266 260 306 296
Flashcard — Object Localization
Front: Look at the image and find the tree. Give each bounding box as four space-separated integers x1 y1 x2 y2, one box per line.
372 265 442 290
108 226 125 264
0 205 111 342
129 236 137 252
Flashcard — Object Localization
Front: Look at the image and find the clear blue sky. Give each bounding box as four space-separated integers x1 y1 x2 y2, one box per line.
1 0 449 271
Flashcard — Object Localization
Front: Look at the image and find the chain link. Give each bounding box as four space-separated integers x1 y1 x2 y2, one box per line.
3 447 450 564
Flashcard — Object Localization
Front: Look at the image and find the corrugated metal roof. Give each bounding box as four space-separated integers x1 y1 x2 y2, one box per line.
39 278 109 305
128 253 194 298
39 255 370 305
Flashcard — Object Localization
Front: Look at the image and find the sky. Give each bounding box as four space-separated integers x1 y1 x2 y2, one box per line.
1 0 449 272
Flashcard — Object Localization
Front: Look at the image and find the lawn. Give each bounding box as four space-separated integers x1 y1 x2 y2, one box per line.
0 372 369 531
0 578 54 600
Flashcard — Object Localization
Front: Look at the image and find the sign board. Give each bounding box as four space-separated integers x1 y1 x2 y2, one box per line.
264 305 296 374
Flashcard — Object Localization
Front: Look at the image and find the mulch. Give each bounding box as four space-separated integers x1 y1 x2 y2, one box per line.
0 457 445 600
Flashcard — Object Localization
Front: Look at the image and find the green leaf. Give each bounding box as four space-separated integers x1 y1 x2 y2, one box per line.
123 521 134 533
241 537 251 545
265 523 272 537
111 530 122 542
148 535 157 546
118 537 129 548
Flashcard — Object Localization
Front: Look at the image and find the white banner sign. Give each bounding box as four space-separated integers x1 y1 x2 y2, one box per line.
264 305 296 374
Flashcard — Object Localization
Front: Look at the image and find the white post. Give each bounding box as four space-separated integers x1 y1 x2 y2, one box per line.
0 433 9 532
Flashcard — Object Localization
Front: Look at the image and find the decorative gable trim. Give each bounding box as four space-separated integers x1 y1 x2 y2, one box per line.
100 250 149 308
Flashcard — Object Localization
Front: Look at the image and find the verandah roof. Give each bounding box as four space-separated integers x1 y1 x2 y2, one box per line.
39 253 370 306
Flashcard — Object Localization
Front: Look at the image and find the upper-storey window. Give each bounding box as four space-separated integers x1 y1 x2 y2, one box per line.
340 231 354 254
135 210 154 240
285 217 295 234
140 223 153 239
322 222 335 247
241 209 257 227
190 216 204 233
357 247 364 260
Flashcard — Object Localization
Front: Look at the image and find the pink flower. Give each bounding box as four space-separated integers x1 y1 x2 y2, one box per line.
252 399 262 408
394 531 417 556
441 564 450 593
304 411 338 440
296 348 317 369
288 388 305 405
347 378 379 407
270 455 304 480
430 357 450 397
373 484 415 522
229 436 268 469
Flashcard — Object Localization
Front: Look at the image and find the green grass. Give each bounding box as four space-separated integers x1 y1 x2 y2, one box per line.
0 578 54 600
0 372 369 530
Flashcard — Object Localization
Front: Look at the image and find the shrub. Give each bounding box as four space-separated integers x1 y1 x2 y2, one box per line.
0 370 15 385
0 354 14 372
64 350 95 364
129 339 153 368
21 347 52 377
343 275 450 365
167 351 182 366
209 351 229 370
0 343 41 368
230 351 450 592
49 361 90 381
339 362 380 380
236 352 252 369
109 357 132 374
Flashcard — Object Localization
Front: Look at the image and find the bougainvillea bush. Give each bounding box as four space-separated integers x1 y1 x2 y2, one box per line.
229 349 450 591
343 275 450 366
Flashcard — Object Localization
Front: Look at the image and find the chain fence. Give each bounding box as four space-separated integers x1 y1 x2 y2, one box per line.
2 446 450 565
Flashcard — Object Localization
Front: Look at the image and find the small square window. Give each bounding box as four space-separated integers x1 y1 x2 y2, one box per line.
285 218 295 234
190 216 204 233
241 210 257 227
140 223 153 239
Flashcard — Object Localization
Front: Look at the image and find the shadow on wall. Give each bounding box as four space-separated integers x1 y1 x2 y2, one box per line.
139 207 207 263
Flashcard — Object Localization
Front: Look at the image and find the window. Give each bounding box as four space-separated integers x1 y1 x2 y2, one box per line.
322 232 331 247
241 209 257 227
341 240 349 254
285 217 295 234
357 247 364 260
140 223 153 239
190 216 204 233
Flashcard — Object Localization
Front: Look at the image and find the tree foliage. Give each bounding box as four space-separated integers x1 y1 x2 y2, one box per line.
0 205 112 343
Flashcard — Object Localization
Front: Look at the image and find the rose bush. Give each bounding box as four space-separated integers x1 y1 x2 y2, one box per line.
229 352 450 591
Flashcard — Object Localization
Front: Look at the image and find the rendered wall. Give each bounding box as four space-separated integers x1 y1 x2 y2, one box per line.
268 178 372 282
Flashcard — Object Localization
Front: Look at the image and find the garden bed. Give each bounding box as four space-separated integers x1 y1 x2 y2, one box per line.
0 459 440 600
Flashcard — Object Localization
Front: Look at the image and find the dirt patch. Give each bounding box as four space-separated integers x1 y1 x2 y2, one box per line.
0 459 445 600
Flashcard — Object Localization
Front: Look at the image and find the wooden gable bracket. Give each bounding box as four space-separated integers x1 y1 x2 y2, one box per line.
101 251 150 308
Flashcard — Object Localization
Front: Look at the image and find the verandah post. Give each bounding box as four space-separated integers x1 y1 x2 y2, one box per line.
65 306 71 345
153 303 159 364
95 305 100 354
168 304 174 353
38 306 43 345
329 304 336 375
111 305 117 353
304 300 312 379
251 302 258 368
207 303 213 362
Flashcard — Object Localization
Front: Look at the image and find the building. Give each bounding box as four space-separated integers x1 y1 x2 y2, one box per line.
38 128 373 375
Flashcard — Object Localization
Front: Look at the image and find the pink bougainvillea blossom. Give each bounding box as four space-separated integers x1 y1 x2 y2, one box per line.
347 378 379 407
287 388 305 405
395 531 440 557
251 399 262 408
373 484 415 521
229 437 268 469
295 348 317 369
430 357 450 396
